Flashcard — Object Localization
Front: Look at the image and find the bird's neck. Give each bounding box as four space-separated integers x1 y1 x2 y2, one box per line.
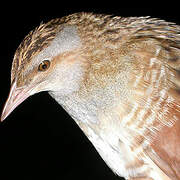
48 77 126 126
49 90 99 125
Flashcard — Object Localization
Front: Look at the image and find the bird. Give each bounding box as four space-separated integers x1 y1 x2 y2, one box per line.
1 12 180 180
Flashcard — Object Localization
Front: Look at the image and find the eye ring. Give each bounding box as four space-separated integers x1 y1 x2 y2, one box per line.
38 60 51 72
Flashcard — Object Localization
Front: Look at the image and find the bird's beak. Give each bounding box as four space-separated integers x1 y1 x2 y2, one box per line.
1 81 32 122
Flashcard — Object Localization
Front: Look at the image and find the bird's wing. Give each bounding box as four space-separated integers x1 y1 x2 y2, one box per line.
127 20 180 180
147 41 180 180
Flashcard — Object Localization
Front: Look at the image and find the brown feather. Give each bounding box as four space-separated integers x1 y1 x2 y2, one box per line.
130 23 180 179
150 119 180 180
9 13 180 179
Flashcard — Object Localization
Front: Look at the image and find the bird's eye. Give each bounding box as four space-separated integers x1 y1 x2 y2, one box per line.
38 60 50 72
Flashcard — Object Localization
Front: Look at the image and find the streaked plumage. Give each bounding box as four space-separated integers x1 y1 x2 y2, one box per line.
1 12 180 180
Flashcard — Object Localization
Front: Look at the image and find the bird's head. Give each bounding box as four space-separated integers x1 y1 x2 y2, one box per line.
1 12 138 122
1 15 89 121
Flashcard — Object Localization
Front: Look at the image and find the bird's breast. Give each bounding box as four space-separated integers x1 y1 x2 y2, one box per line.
48 90 153 179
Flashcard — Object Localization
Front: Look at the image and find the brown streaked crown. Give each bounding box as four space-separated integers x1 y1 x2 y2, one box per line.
10 12 99 85
11 12 180 87
11 18 64 84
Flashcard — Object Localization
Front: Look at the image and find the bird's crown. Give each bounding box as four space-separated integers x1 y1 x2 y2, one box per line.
11 12 180 88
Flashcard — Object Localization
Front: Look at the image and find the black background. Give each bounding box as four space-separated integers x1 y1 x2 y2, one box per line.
0 7 179 180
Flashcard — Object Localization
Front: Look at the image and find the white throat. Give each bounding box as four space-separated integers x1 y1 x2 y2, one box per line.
49 91 99 124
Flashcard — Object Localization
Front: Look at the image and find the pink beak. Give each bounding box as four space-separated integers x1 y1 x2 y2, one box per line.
1 81 32 122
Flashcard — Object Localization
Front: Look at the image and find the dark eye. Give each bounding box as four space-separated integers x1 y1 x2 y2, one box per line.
38 60 50 72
